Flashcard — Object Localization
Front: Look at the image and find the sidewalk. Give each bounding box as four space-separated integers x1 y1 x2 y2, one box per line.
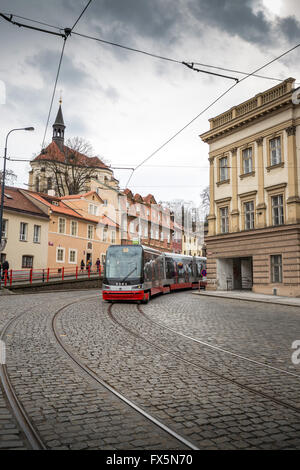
193 289 300 307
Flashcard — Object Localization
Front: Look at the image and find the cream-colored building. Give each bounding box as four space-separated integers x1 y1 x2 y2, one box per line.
23 190 119 269
201 78 300 296
1 187 49 270
28 103 120 197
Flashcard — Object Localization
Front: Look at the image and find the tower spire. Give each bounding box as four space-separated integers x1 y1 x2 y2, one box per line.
52 99 65 151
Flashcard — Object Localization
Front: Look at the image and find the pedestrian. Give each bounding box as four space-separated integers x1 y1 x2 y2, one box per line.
96 258 101 273
2 259 9 281
80 259 85 272
86 259 92 271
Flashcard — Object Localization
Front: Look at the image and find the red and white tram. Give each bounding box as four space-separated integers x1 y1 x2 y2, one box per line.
102 245 207 303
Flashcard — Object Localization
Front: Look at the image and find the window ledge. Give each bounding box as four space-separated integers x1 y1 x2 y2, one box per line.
239 171 255 179
266 162 284 172
216 179 230 186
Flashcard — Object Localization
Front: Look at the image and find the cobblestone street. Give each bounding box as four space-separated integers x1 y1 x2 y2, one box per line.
0 289 300 450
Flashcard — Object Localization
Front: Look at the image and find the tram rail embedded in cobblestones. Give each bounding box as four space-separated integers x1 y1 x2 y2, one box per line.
107 302 300 416
102 244 207 303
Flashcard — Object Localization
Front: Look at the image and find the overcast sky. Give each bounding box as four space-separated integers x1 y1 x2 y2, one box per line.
1 0 300 206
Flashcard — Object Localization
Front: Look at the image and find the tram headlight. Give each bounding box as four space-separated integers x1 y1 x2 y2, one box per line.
137 284 142 289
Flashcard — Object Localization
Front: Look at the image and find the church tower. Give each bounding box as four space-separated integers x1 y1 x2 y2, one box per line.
52 99 65 151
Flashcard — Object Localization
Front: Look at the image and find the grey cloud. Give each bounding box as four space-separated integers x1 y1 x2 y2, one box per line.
188 0 272 45
277 16 300 43
69 0 181 41
26 49 91 87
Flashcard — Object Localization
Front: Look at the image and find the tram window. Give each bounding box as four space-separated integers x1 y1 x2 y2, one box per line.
165 258 175 279
144 252 153 281
177 260 185 279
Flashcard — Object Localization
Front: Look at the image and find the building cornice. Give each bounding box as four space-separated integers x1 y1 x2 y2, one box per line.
200 78 296 144
205 223 300 243
207 118 298 159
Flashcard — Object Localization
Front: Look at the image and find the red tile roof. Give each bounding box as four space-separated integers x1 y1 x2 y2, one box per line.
60 191 103 202
143 194 156 204
25 190 118 227
25 191 82 218
33 141 111 170
0 186 49 219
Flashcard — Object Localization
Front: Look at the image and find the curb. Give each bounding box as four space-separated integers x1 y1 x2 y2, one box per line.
192 291 300 308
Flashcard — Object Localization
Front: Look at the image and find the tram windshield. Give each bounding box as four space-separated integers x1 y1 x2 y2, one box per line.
104 245 143 281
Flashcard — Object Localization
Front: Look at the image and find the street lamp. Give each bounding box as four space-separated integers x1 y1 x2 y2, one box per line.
0 127 35 251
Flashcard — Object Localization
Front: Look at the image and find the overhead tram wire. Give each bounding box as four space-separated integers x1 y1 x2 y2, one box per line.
70 0 93 31
1 11 291 84
124 39 300 188
41 39 68 151
40 0 93 150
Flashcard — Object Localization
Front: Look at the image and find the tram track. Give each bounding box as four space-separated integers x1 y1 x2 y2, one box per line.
137 305 300 380
1 293 197 450
51 298 198 450
0 293 99 450
106 302 300 416
0 307 47 450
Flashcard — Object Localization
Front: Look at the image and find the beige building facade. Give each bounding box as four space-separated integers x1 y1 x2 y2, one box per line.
23 190 119 270
201 78 300 296
1 187 49 270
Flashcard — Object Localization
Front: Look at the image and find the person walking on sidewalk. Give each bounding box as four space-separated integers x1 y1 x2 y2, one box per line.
96 258 101 273
2 259 9 281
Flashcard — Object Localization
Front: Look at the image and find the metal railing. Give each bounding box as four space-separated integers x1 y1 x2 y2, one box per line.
0 265 104 288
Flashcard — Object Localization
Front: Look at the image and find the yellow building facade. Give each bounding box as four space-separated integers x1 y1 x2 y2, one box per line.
1 187 49 270
201 78 300 296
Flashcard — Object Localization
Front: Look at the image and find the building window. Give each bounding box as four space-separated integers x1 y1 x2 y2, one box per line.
220 207 229 233
129 222 135 234
88 203 99 216
69 249 77 264
33 225 41 243
219 157 228 182
101 254 106 264
242 148 253 174
244 201 255 230
271 255 282 283
111 231 116 243
2 219 7 239
22 255 33 268
103 199 108 206
144 225 148 237
19 222 28 241
87 225 94 239
58 218 66 234
56 248 65 262
272 195 284 226
71 220 78 236
270 137 281 166
102 228 108 242
47 177 52 190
